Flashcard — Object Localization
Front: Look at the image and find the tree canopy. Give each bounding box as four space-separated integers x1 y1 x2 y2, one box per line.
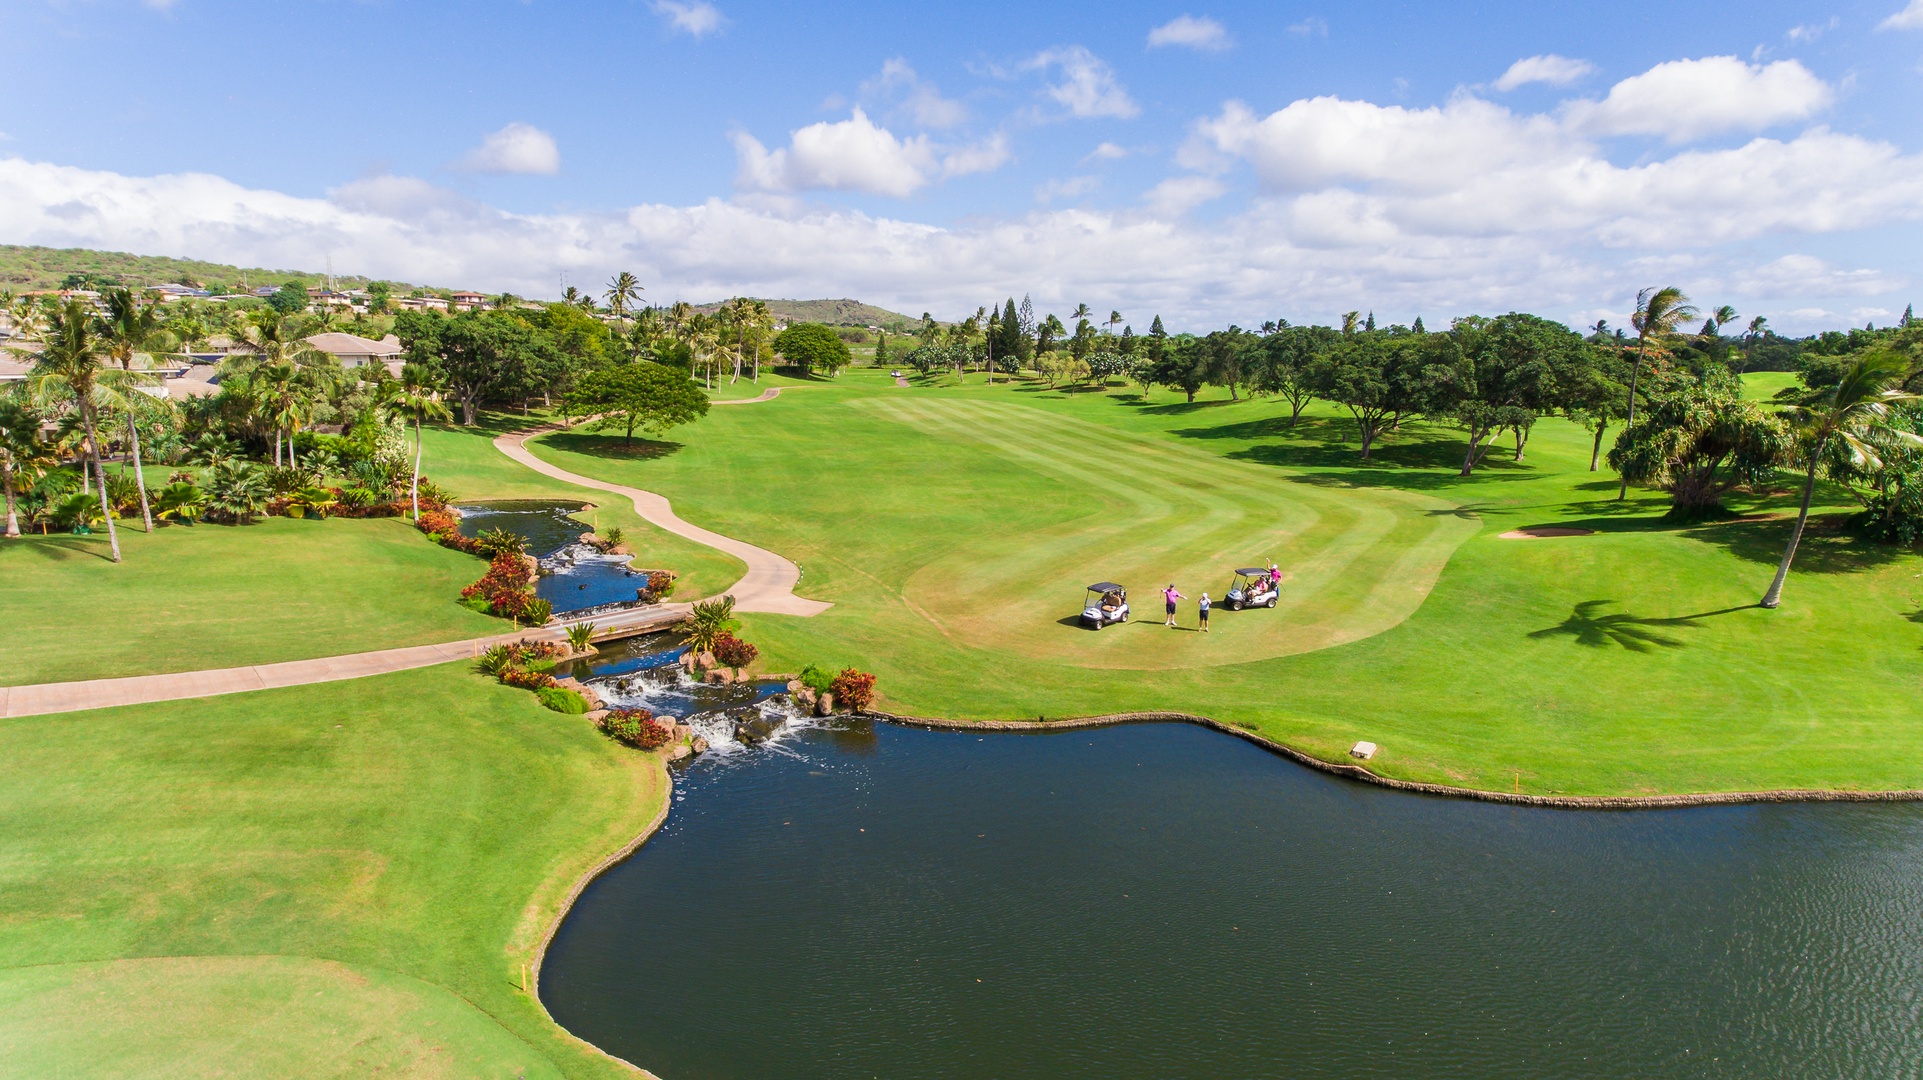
772 322 851 376
568 361 710 446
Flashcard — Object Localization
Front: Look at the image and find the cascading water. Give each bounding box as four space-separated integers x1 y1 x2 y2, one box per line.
563 632 814 760
454 501 651 616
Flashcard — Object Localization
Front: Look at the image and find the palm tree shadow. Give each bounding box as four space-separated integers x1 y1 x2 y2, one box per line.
1528 599 1757 652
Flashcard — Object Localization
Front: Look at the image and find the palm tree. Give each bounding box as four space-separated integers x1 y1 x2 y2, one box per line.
26 300 122 561
1617 286 1700 500
1107 309 1122 336
98 288 170 531
383 362 452 521
606 272 643 319
681 595 739 657
1760 352 1922 609
0 394 50 538
1745 316 1768 347
1711 305 1737 333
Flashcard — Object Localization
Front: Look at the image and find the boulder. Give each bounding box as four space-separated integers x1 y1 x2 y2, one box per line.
678 650 696 670
695 651 717 670
668 743 692 761
795 687 817 709
690 736 710 754
704 669 734 686
786 680 803 693
734 712 785 745
674 723 693 740
584 709 610 724
814 692 834 717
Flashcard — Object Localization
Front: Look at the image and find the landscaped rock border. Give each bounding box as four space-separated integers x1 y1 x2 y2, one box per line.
865 709 1923 809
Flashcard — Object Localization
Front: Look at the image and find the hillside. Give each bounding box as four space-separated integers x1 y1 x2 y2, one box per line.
692 297 919 330
0 245 418 294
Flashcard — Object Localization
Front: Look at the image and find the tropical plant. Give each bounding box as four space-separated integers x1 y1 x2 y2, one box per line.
521 598 553 626
603 525 625 548
338 486 380 510
1761 352 1923 608
712 631 758 675
565 622 597 652
605 271 643 320
536 686 589 714
1617 286 1700 499
681 594 739 655
0 395 51 538
828 668 877 712
26 299 122 560
1608 384 1792 516
475 644 514 677
382 362 451 520
473 526 529 558
797 663 837 696
204 459 270 524
600 707 671 749
99 288 170 531
53 490 104 530
152 481 206 524
286 485 339 519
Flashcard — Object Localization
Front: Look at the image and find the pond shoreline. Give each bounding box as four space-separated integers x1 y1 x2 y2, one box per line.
867 709 1923 809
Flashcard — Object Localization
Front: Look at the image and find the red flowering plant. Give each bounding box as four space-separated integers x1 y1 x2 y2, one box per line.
601 707 672 750
462 553 535 617
712 632 758 675
828 668 877 712
501 667 555 690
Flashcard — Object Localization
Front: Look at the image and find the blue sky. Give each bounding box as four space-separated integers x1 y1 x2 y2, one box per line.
5 0 1923 332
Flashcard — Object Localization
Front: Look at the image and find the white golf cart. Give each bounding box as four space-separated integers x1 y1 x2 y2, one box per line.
1225 568 1279 611
1081 582 1130 629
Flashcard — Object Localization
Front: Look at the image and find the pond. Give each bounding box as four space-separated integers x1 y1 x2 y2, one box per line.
539 718 1923 1079
455 501 649 616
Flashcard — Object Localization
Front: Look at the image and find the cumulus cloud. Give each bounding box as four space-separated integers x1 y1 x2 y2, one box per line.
731 109 1008 197
1881 0 1923 30
1036 175 1100 203
1025 46 1140 119
1148 15 1231 51
1564 56 1833 143
0 154 1909 332
1143 176 1228 215
860 58 969 130
1286 16 1328 37
1085 142 1131 161
652 0 725 37
1494 54 1596 91
451 122 560 175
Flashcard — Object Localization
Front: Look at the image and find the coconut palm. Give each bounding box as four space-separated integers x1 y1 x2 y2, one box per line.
1760 352 1923 609
606 272 643 320
26 300 123 561
1617 286 1700 500
99 288 169 531
382 362 452 521
1107 309 1123 336
0 394 51 538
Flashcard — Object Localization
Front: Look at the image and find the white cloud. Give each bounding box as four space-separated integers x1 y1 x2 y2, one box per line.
1085 142 1131 161
1036 176 1100 203
1148 15 1231 51
1494 54 1596 91
1024 46 1140 119
731 109 1006 197
1143 176 1227 215
652 0 725 37
1881 0 1923 30
1564 56 1833 143
140 0 180 9
1287 16 1328 37
1787 17 1839 42
860 58 969 130
451 122 560 175
1727 254 1900 297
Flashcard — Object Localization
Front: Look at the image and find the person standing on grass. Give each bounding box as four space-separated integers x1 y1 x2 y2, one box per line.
1163 584 1184 628
1199 593 1212 633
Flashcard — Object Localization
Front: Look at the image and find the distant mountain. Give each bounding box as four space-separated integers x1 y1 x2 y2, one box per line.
691 297 920 331
0 245 424 295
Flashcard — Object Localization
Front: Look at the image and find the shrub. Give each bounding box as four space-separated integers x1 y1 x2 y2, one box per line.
338 486 380 510
475 644 513 677
601 707 672 750
647 570 673 595
537 686 589 714
798 664 837 696
603 526 625 548
474 526 529 558
416 509 461 537
828 668 877 712
713 632 758 672
521 597 553 626
565 622 597 652
462 595 493 613
501 668 555 690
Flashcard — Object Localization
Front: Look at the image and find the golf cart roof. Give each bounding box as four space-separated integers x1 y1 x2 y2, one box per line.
1087 582 1125 593
1235 567 1268 576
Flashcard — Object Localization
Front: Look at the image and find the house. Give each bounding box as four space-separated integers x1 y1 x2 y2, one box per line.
304 331 405 377
396 296 450 312
449 291 489 311
147 283 212 302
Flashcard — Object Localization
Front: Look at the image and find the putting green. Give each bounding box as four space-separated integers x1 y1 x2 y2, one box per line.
859 398 1479 668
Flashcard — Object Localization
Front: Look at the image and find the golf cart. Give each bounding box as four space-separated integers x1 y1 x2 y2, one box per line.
1081 582 1130 629
1225 568 1279 611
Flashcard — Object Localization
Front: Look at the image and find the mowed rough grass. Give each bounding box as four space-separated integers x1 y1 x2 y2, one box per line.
860 397 1477 667
529 367 1923 797
0 664 665 1079
0 516 505 686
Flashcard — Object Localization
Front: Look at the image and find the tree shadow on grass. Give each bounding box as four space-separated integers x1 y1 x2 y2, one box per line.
537 431 684 461
1528 599 1756 652
9 534 117 562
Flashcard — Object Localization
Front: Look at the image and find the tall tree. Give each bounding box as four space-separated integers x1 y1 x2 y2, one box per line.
1761 352 1922 609
1252 323 1334 425
772 322 851 377
26 300 122 561
1309 329 1439 459
605 272 643 319
382 362 452 521
0 394 49 538
1439 313 1582 474
1618 286 1700 499
98 288 168 531
568 362 710 447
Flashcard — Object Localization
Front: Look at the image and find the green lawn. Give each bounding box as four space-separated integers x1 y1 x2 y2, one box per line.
1741 369 1800 399
0 516 505 687
0 663 664 1079
528 366 1923 797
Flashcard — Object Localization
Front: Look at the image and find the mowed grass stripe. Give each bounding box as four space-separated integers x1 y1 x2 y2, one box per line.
855 396 1479 668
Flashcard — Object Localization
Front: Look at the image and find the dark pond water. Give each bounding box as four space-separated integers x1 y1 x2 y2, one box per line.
455 501 648 615
540 720 1923 1079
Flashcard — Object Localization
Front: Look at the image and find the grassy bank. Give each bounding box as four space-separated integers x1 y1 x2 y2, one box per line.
527 367 1923 797
0 663 664 1078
